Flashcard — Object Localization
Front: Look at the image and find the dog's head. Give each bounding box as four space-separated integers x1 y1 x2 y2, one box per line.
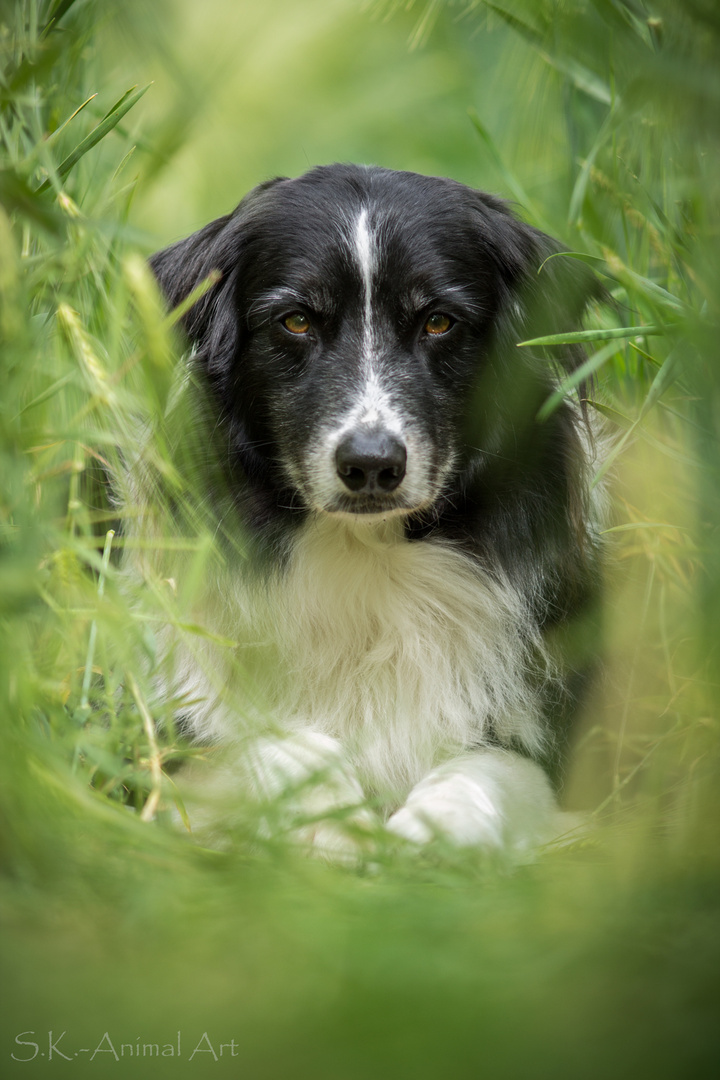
151 164 595 523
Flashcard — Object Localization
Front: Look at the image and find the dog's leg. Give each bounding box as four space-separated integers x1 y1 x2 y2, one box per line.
386 748 577 856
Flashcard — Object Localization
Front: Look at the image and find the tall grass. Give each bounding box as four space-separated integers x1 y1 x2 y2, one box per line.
1 1 719 1076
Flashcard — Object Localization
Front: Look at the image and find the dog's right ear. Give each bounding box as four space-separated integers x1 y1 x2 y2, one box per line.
148 178 285 378
149 216 231 321
149 212 241 380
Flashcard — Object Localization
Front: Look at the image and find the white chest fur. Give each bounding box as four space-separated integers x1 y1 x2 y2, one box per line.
245 515 551 800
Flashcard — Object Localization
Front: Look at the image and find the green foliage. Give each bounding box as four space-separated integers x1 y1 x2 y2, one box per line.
1 1 719 1075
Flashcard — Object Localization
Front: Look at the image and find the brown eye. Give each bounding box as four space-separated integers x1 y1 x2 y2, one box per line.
283 312 310 335
424 313 452 335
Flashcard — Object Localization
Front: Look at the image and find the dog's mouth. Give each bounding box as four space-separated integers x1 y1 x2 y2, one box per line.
322 493 419 518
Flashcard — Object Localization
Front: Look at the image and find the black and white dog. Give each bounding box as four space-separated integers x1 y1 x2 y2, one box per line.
140 164 603 856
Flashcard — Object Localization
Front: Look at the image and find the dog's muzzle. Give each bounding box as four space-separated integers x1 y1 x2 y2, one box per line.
335 429 407 495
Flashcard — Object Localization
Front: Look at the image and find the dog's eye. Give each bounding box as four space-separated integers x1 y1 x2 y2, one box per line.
423 313 453 336
283 312 311 335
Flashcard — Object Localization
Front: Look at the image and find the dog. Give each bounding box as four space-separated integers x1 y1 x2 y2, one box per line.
134 163 604 857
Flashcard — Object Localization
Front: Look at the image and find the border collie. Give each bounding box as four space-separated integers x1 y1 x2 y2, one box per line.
136 164 603 857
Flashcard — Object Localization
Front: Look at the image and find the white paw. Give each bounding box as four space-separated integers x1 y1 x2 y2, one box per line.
387 772 505 849
293 809 378 864
386 751 562 855
175 731 378 862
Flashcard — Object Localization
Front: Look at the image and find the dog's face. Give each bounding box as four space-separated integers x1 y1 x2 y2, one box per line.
151 165 590 523
235 172 511 520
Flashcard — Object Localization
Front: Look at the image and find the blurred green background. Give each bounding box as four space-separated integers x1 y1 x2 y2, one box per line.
98 0 603 240
1 0 720 1076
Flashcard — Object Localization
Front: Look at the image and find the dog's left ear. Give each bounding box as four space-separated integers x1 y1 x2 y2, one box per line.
471 193 601 374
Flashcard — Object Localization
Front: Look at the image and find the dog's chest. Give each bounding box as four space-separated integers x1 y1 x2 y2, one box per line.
244 515 542 793
271 516 480 673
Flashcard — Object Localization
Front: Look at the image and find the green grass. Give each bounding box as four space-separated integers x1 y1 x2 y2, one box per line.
1 0 720 1075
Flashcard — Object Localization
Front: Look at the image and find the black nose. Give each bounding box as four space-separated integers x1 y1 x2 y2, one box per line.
335 430 407 493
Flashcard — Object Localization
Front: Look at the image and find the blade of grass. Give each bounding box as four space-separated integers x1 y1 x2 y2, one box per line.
588 0 655 43
628 340 662 368
163 269 222 328
78 530 115 717
36 84 151 194
0 168 63 232
41 0 80 36
483 2 613 104
587 398 696 468
43 93 98 148
468 110 554 234
13 371 75 418
569 109 618 226
586 399 633 427
126 671 164 824
591 346 684 487
519 324 663 347
537 340 619 421
613 559 656 792
601 522 689 534
539 250 688 314
602 252 689 314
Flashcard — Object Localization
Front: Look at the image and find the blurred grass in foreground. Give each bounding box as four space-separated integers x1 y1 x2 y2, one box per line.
1 0 720 1076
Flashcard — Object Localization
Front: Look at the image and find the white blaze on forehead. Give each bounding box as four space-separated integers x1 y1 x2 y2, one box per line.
354 208 376 372
316 210 403 451
351 210 402 434
355 208 375 324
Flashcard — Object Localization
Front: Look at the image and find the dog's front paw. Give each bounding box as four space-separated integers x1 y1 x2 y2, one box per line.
386 751 562 856
172 731 378 862
387 771 505 850
293 809 378 864
250 731 379 862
